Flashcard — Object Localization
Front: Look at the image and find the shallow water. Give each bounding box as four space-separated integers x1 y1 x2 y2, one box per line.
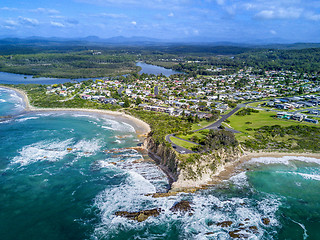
1 87 320 240
0 88 25 116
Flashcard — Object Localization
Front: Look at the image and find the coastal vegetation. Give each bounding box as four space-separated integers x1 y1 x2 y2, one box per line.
1 40 320 79
128 109 192 145
243 125 320 152
0 52 138 78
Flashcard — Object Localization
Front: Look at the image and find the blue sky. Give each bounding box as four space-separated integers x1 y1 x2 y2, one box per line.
0 0 320 42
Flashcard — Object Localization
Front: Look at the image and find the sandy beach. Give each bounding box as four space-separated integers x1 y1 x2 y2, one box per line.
0 85 151 136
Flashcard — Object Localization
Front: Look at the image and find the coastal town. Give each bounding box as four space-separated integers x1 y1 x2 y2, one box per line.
46 67 320 124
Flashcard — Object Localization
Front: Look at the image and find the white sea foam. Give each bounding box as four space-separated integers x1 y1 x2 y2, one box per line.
15 116 39 123
0 99 6 103
9 92 23 105
291 172 320 181
177 193 280 240
94 170 156 223
0 119 12 124
70 138 102 158
290 218 308 240
101 119 135 133
229 171 249 187
248 156 320 166
11 138 74 166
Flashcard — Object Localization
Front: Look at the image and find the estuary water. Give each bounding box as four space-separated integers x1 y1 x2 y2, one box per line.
136 62 182 76
0 62 179 85
1 87 320 239
0 71 98 85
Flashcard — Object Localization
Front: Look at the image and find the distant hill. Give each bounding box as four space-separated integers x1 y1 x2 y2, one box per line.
0 36 318 47
0 36 319 55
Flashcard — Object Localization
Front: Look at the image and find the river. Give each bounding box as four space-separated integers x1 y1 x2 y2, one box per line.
0 63 181 85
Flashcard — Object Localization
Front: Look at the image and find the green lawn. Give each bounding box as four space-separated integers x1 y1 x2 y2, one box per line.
191 120 216 131
176 130 209 142
247 101 263 107
228 109 319 142
170 136 198 150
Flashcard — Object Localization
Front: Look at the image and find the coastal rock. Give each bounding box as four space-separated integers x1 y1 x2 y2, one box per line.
115 208 161 222
67 148 72 151
229 230 249 239
116 135 132 139
217 220 233 227
262 217 270 225
145 192 178 198
127 147 146 152
132 158 145 163
170 200 192 212
248 226 259 234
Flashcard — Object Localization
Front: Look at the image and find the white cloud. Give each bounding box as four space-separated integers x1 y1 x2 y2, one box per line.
255 7 302 19
97 13 127 18
168 12 174 17
216 0 225 5
75 0 189 10
50 21 65 27
131 21 137 25
305 12 320 21
19 17 39 26
31 8 60 14
5 19 19 26
0 7 18 11
270 29 277 35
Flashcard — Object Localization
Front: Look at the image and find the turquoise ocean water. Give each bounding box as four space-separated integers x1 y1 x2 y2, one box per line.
0 87 320 239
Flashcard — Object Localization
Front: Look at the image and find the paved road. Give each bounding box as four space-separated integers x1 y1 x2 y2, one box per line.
195 103 246 132
165 134 195 154
165 100 268 154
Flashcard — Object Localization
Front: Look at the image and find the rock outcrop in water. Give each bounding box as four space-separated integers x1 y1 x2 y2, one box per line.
169 200 193 212
115 208 161 222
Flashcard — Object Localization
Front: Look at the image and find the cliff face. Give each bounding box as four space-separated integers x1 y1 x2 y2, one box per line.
144 136 242 191
172 147 242 191
144 137 179 183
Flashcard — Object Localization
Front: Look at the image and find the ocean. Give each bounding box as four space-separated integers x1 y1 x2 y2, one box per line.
0 87 319 240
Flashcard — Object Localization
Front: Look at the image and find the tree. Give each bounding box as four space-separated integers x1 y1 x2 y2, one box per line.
123 98 130 108
136 96 142 105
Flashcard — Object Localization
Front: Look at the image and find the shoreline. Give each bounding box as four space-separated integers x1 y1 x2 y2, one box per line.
171 150 320 191
0 85 151 136
2 85 320 192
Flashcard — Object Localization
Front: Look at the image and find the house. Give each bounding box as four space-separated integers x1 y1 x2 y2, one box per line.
305 118 319 124
80 94 91 100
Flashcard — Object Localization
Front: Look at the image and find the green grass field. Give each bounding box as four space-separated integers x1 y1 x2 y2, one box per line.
228 109 319 141
191 120 216 131
176 130 208 142
247 101 264 107
170 136 198 150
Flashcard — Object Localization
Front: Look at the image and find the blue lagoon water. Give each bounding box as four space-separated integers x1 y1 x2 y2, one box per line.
1 87 320 239
0 71 98 85
136 62 182 77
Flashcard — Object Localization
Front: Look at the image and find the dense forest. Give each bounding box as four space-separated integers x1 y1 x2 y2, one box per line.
0 39 320 78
